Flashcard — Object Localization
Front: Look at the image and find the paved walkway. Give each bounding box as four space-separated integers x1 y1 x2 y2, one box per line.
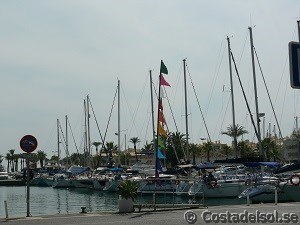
2 202 300 225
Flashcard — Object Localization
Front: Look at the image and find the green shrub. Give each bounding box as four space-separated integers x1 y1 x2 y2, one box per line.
118 180 138 201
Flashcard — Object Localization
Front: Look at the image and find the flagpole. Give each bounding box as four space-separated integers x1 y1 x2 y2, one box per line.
183 59 189 162
155 70 162 181
149 70 156 164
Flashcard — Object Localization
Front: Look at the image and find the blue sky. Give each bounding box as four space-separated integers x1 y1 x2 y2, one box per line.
0 1 299 161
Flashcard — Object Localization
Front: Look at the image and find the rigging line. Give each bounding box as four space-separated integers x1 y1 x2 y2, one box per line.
152 73 182 162
153 69 185 161
294 91 296 118
67 118 80 154
88 97 106 151
186 63 211 142
162 85 187 160
152 70 176 122
58 122 71 163
254 47 283 139
231 51 259 140
280 76 289 130
162 85 180 132
122 75 148 139
217 93 230 141
79 133 84 154
143 112 151 145
275 24 297 107
166 63 182 127
103 86 118 141
205 39 226 117
160 91 182 163
275 53 289 107
237 31 249 66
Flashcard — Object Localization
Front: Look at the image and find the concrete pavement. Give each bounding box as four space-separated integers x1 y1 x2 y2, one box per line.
2 202 300 225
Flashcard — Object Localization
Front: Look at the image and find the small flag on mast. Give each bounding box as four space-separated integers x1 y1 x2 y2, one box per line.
160 75 171 87
160 60 168 75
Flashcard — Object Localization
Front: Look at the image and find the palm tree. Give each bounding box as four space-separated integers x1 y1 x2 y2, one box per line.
189 143 201 165
27 153 38 168
105 141 118 166
36 151 47 168
12 154 20 172
237 141 257 158
0 154 4 172
130 137 140 163
143 142 153 153
5 153 11 172
5 149 15 172
50 155 59 165
92 142 101 155
19 153 27 170
221 144 232 159
166 132 186 166
222 124 248 158
261 138 280 161
202 141 213 162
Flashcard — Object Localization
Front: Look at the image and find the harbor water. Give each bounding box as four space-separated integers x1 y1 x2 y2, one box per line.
0 186 246 218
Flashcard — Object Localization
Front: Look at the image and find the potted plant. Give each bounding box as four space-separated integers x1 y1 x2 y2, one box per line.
117 180 138 213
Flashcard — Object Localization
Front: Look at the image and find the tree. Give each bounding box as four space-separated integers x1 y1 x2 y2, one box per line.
129 137 140 163
237 141 257 158
189 143 201 165
202 142 213 162
5 153 11 172
105 141 118 166
0 155 4 172
221 144 232 159
92 142 101 155
143 142 153 153
12 153 20 172
50 155 59 163
166 132 186 166
261 138 280 161
36 151 47 168
5 149 15 172
222 124 248 158
69 153 84 166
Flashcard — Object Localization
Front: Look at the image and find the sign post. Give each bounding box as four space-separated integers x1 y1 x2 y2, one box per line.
20 135 38 217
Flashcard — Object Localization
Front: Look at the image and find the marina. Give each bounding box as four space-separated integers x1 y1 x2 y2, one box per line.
0 185 246 218
1 2 300 224
1 161 300 218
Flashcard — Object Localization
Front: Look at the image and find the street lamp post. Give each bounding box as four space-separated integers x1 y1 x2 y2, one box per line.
115 129 128 166
258 113 265 139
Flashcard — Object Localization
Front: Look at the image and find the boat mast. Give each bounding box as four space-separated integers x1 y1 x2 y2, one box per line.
227 36 238 158
155 73 162 179
249 26 264 160
117 79 121 166
149 70 156 163
57 118 60 167
183 59 189 161
65 115 68 161
84 99 88 167
297 20 300 41
87 96 91 162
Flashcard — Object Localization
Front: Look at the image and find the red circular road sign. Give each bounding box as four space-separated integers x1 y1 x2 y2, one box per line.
20 135 38 153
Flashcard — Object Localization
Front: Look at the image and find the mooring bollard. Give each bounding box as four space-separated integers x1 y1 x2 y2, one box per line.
81 207 87 213
4 200 8 219
153 193 156 211
275 187 278 205
246 193 250 206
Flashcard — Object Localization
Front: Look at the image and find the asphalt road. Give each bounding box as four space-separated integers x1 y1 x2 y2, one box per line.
2 202 300 225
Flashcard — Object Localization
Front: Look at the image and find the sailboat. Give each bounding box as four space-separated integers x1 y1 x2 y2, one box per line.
137 60 178 194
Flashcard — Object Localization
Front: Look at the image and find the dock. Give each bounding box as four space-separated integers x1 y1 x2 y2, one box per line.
2 202 300 225
0 179 25 186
